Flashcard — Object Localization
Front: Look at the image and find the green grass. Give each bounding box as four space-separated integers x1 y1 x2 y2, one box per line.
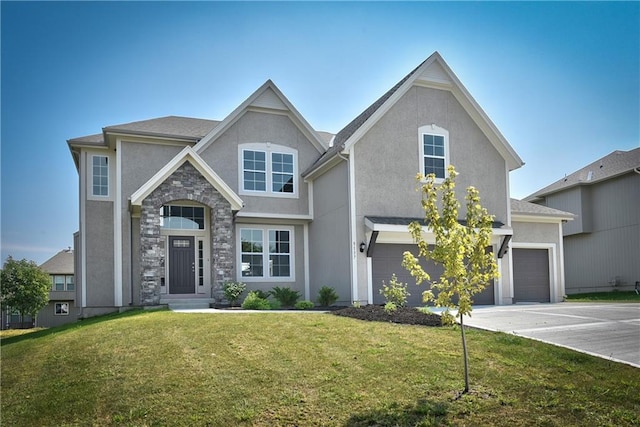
2 309 639 426
565 290 640 302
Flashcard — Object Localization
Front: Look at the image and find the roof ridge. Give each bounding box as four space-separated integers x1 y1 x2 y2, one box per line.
525 147 640 200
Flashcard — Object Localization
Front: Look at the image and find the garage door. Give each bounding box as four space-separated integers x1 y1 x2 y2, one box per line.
371 244 494 306
512 248 550 303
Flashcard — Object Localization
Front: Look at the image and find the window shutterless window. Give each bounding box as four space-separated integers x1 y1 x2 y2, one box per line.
419 125 449 182
423 134 446 179
54 302 70 315
271 152 294 193
240 144 297 197
54 275 65 291
240 229 264 277
269 230 291 277
92 155 109 196
239 226 293 280
160 205 205 230
242 150 267 192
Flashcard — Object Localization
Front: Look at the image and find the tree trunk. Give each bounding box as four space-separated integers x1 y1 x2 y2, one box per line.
460 314 470 393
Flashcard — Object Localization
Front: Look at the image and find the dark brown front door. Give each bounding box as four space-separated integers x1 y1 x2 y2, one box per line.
169 236 195 294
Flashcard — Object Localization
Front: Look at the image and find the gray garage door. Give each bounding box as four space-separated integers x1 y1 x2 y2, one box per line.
371 244 494 306
512 248 550 303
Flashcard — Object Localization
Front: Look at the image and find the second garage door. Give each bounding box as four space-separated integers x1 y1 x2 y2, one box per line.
371 244 495 306
512 248 550 303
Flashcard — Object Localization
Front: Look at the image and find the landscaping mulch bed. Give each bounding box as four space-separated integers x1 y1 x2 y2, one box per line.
332 305 442 326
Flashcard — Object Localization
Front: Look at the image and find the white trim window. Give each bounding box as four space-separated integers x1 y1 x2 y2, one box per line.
54 302 70 316
92 155 109 196
419 125 449 182
238 225 294 281
160 204 206 230
52 275 75 291
239 143 298 197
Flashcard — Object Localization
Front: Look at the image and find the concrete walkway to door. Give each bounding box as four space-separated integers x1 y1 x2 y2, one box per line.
459 303 640 368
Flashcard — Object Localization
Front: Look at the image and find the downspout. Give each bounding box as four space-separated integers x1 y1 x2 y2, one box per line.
130 204 134 305
634 167 640 175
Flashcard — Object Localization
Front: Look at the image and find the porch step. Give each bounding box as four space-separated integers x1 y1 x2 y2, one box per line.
162 298 213 310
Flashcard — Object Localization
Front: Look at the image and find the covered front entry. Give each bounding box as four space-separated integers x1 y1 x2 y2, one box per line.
371 243 495 306
133 155 241 306
168 236 196 294
160 203 209 296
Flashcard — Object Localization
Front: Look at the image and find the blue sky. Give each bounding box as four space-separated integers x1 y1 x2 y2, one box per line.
1 1 638 264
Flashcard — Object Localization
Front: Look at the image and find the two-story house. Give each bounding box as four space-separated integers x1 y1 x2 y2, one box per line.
68 52 572 317
526 148 639 294
2 248 76 329
37 248 77 327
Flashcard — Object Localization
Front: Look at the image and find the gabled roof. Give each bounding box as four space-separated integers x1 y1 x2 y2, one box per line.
67 133 105 146
129 146 243 211
304 51 524 178
103 116 219 141
510 198 575 221
40 249 74 274
525 147 640 202
195 80 327 155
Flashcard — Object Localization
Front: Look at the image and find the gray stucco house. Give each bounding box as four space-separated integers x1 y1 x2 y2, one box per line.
38 248 77 327
526 148 640 294
68 52 572 317
2 249 76 329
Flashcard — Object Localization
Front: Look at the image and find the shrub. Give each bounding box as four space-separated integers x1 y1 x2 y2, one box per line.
252 290 270 300
384 301 398 313
295 300 315 310
270 286 301 307
268 299 282 310
241 291 271 310
379 274 410 307
222 281 246 306
317 286 339 306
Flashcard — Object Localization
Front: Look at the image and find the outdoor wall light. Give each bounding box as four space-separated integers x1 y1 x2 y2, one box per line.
359 242 366 253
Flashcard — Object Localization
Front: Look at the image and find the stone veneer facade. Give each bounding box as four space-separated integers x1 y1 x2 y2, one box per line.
139 161 234 305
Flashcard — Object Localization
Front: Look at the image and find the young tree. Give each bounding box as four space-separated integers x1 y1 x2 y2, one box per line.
402 165 499 394
0 256 51 328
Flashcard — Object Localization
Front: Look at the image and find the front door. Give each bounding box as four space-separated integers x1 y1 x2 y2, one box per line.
169 236 195 294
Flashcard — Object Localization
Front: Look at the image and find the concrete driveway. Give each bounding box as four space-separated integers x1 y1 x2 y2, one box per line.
460 303 640 368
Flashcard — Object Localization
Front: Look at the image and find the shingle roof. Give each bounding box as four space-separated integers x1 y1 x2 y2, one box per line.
510 199 574 219
525 147 640 201
103 116 220 140
67 133 105 145
39 249 74 274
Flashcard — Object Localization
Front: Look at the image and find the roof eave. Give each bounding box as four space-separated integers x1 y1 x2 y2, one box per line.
103 129 201 143
525 169 636 201
511 212 575 223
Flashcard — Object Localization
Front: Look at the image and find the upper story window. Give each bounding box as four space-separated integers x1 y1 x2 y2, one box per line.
161 205 205 230
92 155 109 196
240 143 298 198
52 275 74 291
419 125 449 182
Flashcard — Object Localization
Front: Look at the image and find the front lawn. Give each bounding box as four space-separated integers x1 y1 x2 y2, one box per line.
565 290 640 302
1 309 638 426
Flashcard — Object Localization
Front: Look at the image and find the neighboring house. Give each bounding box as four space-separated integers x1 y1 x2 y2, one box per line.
526 148 640 294
1 248 76 329
38 248 77 327
68 52 572 317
